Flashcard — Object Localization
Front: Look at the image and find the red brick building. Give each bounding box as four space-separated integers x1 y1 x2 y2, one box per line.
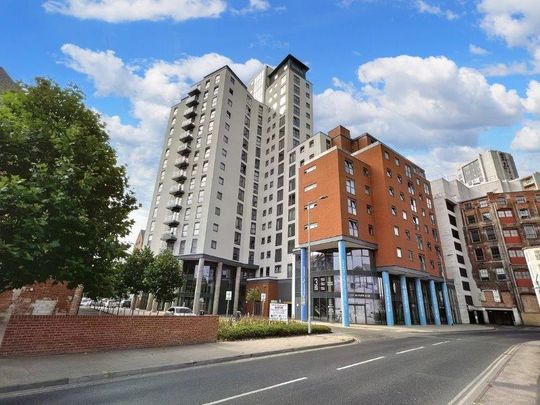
461 191 540 325
294 126 458 326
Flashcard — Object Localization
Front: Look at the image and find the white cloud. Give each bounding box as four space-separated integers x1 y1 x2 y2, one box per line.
478 0 540 49
511 121 540 151
415 0 458 21
232 0 270 15
43 0 226 22
60 43 264 244
469 44 489 56
249 34 289 49
480 61 529 77
315 55 523 150
523 80 540 114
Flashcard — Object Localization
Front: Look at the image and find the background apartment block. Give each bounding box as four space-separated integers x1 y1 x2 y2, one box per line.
432 151 540 326
143 55 313 315
457 150 519 187
294 126 458 326
461 191 540 325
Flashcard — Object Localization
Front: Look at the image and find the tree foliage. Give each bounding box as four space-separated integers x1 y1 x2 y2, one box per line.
245 288 261 303
0 78 138 297
143 249 183 303
116 247 154 296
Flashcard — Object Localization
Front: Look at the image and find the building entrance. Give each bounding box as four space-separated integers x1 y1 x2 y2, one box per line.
349 304 368 324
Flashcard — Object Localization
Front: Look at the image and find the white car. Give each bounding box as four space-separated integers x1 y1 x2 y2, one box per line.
165 306 196 316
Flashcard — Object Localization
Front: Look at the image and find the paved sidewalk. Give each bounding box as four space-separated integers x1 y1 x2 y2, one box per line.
475 340 540 404
0 333 354 394
317 321 495 334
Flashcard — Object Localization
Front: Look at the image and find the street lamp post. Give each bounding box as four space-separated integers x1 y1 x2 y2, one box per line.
306 195 327 335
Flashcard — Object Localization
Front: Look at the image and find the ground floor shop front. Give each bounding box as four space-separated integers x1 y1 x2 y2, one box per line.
294 241 460 326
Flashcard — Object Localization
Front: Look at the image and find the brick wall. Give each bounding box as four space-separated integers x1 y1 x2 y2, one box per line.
0 315 218 356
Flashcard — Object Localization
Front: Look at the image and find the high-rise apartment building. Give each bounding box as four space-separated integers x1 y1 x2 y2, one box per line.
293 126 458 326
457 150 518 186
143 55 313 315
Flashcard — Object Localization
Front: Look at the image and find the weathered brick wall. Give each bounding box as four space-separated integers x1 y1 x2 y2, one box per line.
0 315 218 356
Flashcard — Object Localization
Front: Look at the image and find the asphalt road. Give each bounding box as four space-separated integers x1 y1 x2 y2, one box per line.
3 328 539 405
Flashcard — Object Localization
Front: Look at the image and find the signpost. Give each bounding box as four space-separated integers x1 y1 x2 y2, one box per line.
260 293 266 318
225 290 232 317
269 302 288 322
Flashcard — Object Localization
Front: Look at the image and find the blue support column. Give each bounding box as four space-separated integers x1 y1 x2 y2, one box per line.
382 271 394 326
415 279 427 326
442 282 454 325
300 247 308 322
400 275 412 326
338 240 350 327
429 280 441 326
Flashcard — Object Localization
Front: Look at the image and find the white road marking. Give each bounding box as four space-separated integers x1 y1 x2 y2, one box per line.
432 340 450 346
202 377 307 404
396 346 424 354
336 356 385 371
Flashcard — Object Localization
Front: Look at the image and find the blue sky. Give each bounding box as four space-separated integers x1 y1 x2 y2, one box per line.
2 0 540 244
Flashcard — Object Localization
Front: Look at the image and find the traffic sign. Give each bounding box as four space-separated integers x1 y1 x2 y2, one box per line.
261 293 267 302
225 290 232 301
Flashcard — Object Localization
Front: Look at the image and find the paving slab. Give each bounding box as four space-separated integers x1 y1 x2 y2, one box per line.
0 333 354 394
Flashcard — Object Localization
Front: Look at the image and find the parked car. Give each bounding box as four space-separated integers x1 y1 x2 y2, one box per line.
165 306 196 316
80 297 95 306
120 299 131 308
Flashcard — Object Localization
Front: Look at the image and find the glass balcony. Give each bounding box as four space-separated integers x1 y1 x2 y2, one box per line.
183 106 196 118
177 144 192 156
169 184 185 196
185 95 198 107
180 132 194 142
163 214 180 226
172 170 187 182
181 119 195 130
174 157 189 168
160 231 177 242
166 198 182 211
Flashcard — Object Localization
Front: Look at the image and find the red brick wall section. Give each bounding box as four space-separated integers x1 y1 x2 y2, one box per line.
0 315 218 356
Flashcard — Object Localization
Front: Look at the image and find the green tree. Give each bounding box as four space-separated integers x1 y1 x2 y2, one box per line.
246 288 261 305
0 78 138 297
143 249 183 304
116 247 154 296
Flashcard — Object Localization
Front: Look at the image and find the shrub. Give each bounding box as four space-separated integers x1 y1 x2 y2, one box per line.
218 317 332 341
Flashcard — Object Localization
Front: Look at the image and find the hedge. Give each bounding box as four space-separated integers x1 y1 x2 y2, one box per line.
218 318 332 341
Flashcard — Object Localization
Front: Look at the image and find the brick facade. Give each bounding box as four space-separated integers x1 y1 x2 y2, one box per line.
0 315 218 356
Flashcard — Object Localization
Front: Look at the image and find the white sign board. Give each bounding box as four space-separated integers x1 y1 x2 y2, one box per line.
260 293 266 302
269 302 288 322
225 290 232 301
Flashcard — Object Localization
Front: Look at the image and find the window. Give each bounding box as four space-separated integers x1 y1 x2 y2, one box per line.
193 222 200 236
364 186 371 195
190 239 197 253
304 222 318 230
497 209 513 218
344 160 354 175
345 179 356 194
508 249 525 258
519 208 530 219
348 220 359 237
304 183 317 192
213 223 219 232
475 248 484 261
491 246 501 260
479 269 489 281
503 229 519 238
524 224 537 239
470 229 481 243
482 212 492 222
496 268 506 280
347 198 357 215
462 281 471 291
388 187 395 197
393 226 400 236
467 215 476 224
304 165 316 174
396 247 402 258
211 240 217 249
485 226 497 240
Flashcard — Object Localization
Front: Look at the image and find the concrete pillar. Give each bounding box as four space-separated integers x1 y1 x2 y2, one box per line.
233 266 242 313
512 307 522 326
415 279 427 326
192 257 205 314
400 275 412 326
382 271 394 326
429 280 441 325
441 282 454 325
338 240 350 327
212 262 223 315
300 247 308 322
146 293 154 311
482 309 490 324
